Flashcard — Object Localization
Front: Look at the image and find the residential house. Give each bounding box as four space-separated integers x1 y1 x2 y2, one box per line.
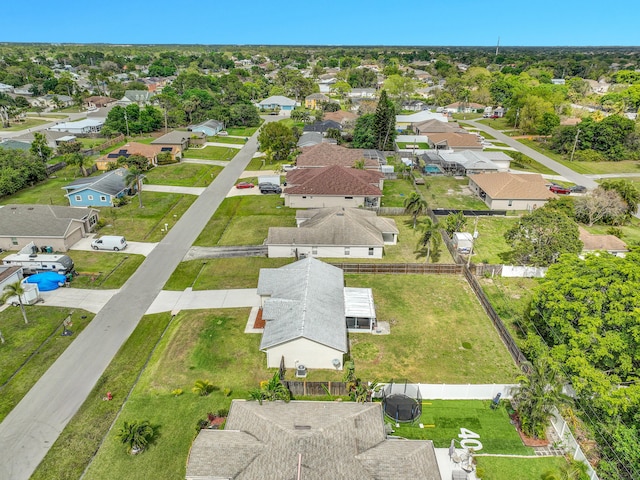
14 130 73 149
0 204 99 252
443 102 488 114
551 79 566 85
186 400 442 480
427 132 483 152
468 172 556 210
13 85 33 96
188 119 224 137
296 131 337 148
284 165 384 208
302 119 342 134
95 142 176 170
422 150 511 175
257 95 298 115
31 94 74 109
323 109 358 126
116 90 154 106
48 118 104 135
348 88 376 98
412 119 466 135
0 265 24 293
296 143 384 170
84 96 117 109
150 130 205 157
396 110 448 130
395 135 431 156
402 100 428 111
267 207 398 259
304 92 330 109
579 228 628 257
492 107 506 118
0 139 32 151
63 168 131 207
0 83 14 93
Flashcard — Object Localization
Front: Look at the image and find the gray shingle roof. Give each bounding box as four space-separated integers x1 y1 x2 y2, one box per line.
150 130 192 145
257 258 348 352
267 207 397 247
63 168 129 196
186 400 441 480
0 204 95 237
258 95 297 107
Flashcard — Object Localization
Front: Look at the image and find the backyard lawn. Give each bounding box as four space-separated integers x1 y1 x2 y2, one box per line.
415 176 488 210
225 125 261 137
391 399 532 455
68 251 145 289
207 136 246 145
479 276 540 337
0 164 88 206
0 306 94 423
0 118 49 131
183 146 239 161
381 178 416 207
476 456 567 480
469 216 519 265
143 163 222 187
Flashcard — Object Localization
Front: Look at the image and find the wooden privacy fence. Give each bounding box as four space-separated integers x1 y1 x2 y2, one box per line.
331 263 463 275
285 381 348 397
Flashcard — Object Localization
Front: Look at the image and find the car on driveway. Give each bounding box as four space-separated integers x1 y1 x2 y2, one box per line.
235 182 254 189
570 185 587 193
549 184 571 195
259 183 282 194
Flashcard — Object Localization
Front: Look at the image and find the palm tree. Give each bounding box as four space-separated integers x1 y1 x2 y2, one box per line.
117 420 155 454
248 372 290 404
192 379 215 396
2 281 28 324
125 167 145 209
417 218 442 263
513 356 572 439
403 192 427 229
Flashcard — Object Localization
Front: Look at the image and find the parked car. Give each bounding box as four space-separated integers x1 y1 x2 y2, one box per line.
259 183 282 194
91 235 127 251
281 164 295 172
235 182 254 189
570 185 587 193
549 185 571 195
217 131 228 136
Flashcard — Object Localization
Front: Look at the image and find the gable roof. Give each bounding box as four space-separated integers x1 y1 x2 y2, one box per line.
257 257 348 352
305 93 330 101
296 143 382 169
0 204 96 237
579 227 628 252
63 168 129 196
0 139 32 151
285 165 383 196
267 207 397 247
102 142 172 161
189 119 224 131
414 119 466 134
122 90 153 102
469 172 557 200
186 400 441 480
258 95 297 107
150 130 202 145
436 150 501 171
302 120 343 133
323 110 358 124
428 132 483 149
396 110 449 123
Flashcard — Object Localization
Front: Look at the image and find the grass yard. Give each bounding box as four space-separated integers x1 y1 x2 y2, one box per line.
194 195 295 246
479 277 539 337
0 164 87 206
476 456 567 480
396 142 430 149
498 149 557 175
477 117 513 130
391 399 532 455
31 313 174 480
68 251 145 289
518 139 640 175
97 192 196 242
0 307 94 422
381 178 417 207
225 125 261 137
0 118 49 131
470 216 519 264
245 156 270 170
164 257 293 290
81 309 267 480
183 145 239 161
144 163 223 187
416 176 488 210
207 136 247 145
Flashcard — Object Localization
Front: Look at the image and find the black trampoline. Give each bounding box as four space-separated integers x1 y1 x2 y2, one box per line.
382 381 422 423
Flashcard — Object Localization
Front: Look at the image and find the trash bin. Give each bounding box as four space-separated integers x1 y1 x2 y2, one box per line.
45 246 53 253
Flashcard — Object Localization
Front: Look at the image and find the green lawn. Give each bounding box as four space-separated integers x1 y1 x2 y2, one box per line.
0 307 94 422
518 139 640 175
470 216 519 264
97 192 196 242
498 149 557 175
416 176 488 210
225 125 261 137
194 195 295 246
245 156 270 170
477 117 513 130
207 136 247 144
391 400 532 455
68 251 145 289
396 142 430 149
0 118 49 131
382 178 417 207
144 163 222 187
476 456 567 480
183 146 239 161
0 164 88 206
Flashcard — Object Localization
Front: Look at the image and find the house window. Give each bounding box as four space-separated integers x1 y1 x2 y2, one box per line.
368 248 374 256
345 196 353 200
11 237 18 245
75 195 82 201
312 247 318 255
89 216 97 226
302 196 307 199
87 195 94 201
508 200 513 207
345 247 350 256
100 196 107 202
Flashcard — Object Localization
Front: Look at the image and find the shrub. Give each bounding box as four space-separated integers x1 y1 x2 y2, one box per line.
192 379 214 396
116 420 156 454
171 388 183 397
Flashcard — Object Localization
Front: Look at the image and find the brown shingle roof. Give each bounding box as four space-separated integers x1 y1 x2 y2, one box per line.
413 119 466 134
296 143 379 168
427 132 483 148
579 227 628 252
324 110 358 124
469 172 557 200
285 165 383 196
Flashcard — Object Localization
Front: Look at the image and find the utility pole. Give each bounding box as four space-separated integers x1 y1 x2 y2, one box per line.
514 107 520 129
124 110 130 137
467 216 479 268
570 128 581 161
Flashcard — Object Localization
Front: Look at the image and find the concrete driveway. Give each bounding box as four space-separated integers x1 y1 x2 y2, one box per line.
70 236 157 256
39 288 119 313
146 288 260 314
143 184 206 195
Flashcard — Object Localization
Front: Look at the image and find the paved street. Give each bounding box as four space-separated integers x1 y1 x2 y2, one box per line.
0 118 275 480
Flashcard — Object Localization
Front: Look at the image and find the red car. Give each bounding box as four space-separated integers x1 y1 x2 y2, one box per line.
549 184 571 195
235 182 254 189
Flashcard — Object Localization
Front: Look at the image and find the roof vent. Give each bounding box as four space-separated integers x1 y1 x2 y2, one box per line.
296 364 308 378
294 424 311 430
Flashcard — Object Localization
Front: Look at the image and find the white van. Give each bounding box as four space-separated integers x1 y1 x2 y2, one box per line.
91 236 127 251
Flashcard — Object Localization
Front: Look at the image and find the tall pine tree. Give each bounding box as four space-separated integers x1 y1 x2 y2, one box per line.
374 90 396 151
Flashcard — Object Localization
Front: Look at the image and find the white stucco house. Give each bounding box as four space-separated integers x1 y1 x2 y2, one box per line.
468 172 557 210
257 258 376 370
256 95 298 115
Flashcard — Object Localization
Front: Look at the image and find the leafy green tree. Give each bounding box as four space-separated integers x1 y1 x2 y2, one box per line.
325 128 342 144
513 356 572 439
383 74 418 103
537 112 560 135
403 192 427 229
228 103 260 127
257 122 296 163
352 113 376 149
504 207 582 266
2 281 28 324
601 179 640 219
30 132 53 164
374 90 396 151
116 420 155 454
442 211 467 237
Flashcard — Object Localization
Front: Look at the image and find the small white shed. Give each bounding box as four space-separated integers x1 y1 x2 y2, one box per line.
453 232 474 253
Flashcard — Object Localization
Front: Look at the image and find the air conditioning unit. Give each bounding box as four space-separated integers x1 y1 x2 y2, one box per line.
296 364 308 378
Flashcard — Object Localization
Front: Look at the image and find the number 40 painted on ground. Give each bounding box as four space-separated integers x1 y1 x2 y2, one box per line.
458 428 483 451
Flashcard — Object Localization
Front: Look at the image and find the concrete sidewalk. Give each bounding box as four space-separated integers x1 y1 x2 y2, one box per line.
143 184 206 195
70 236 157 256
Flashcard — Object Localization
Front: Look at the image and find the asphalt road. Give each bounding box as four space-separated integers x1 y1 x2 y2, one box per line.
465 119 599 189
0 117 274 480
